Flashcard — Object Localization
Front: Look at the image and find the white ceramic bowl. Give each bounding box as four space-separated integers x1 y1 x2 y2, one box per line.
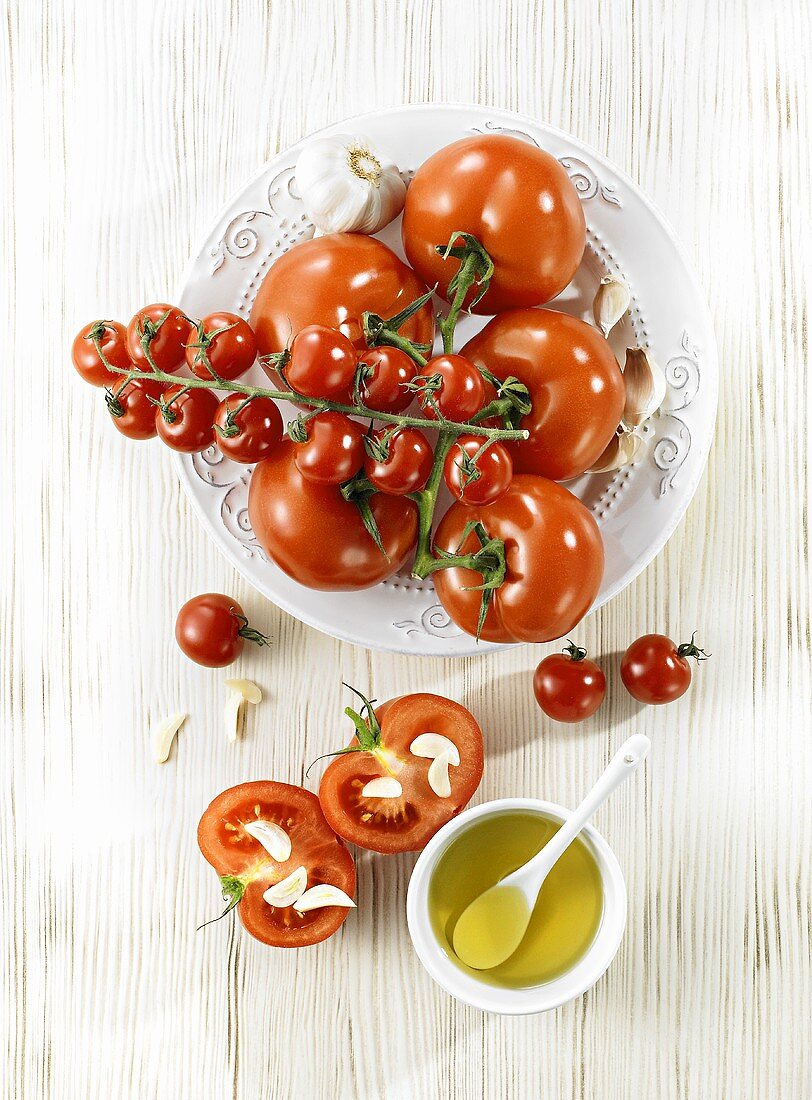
406 798 627 1014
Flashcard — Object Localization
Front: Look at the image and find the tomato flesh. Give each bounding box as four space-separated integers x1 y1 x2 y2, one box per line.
198 781 355 947
318 694 483 854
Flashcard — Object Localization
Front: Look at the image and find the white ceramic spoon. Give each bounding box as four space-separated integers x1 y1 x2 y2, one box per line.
452 734 651 971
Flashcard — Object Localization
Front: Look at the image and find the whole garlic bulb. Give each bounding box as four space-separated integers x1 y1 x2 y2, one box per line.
295 134 407 235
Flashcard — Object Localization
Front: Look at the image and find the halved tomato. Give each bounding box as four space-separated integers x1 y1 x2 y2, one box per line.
318 691 484 854
197 781 356 947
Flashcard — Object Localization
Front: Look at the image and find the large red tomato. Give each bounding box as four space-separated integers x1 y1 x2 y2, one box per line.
432 476 604 643
402 135 585 313
248 441 418 590
250 234 435 362
462 309 625 481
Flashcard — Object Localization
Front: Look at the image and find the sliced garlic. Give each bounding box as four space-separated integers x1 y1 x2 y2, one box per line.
224 678 262 743
427 752 454 798
243 819 291 862
293 884 356 913
622 347 667 428
152 713 187 764
592 278 631 338
361 776 403 799
409 732 460 767
295 134 406 235
263 866 307 908
589 431 643 473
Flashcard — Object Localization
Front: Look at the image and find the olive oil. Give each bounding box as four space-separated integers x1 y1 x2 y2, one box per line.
428 811 603 988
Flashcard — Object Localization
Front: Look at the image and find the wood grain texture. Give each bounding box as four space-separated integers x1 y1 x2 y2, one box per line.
1 0 810 1096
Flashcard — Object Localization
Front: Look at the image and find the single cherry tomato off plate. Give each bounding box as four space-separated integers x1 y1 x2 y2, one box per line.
175 105 718 656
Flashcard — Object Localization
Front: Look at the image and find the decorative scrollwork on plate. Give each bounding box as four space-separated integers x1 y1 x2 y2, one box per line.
393 604 463 639
558 157 621 207
210 167 313 275
654 330 701 495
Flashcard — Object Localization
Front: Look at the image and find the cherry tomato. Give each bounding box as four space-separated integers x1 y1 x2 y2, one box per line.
533 642 606 723
198 781 355 947
175 593 270 667
402 135 585 313
318 690 483 854
432 476 604 644
250 233 434 359
214 394 283 464
248 441 418 590
363 427 433 495
284 324 358 402
620 633 710 705
443 435 513 505
293 411 365 485
185 312 257 381
126 303 191 375
72 320 131 387
355 347 416 413
463 309 625 481
155 386 218 453
415 355 485 422
106 376 163 440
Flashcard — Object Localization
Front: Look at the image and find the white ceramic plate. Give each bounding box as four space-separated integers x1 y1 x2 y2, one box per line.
176 104 717 656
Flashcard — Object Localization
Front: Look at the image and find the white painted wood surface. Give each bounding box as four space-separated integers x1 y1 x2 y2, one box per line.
1 0 810 1096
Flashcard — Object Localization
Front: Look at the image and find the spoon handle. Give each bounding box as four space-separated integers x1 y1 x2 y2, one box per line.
528 735 651 881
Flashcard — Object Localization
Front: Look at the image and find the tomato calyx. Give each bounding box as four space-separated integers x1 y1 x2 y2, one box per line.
135 308 172 359
427 519 507 638
676 632 711 661
213 393 254 439
184 318 238 379
362 286 436 367
340 476 389 559
562 640 589 662
306 684 388 777
151 385 191 423
197 873 247 931
231 610 272 649
435 232 494 351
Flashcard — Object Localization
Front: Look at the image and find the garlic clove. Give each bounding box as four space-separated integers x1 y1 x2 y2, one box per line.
243 819 292 862
409 732 461 767
622 347 667 428
592 278 630 338
152 713 187 764
263 866 307 908
224 678 262 743
224 679 262 705
427 752 454 798
361 777 403 799
295 134 406 236
589 431 643 473
293 884 356 913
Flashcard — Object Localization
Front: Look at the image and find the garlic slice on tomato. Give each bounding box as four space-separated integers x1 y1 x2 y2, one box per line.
361 776 403 799
295 134 407 235
224 678 262 743
243 819 291 862
293 884 356 913
263 866 307 908
152 713 187 764
409 733 460 797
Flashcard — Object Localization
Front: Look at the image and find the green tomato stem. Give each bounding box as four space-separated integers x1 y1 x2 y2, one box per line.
90 333 529 443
